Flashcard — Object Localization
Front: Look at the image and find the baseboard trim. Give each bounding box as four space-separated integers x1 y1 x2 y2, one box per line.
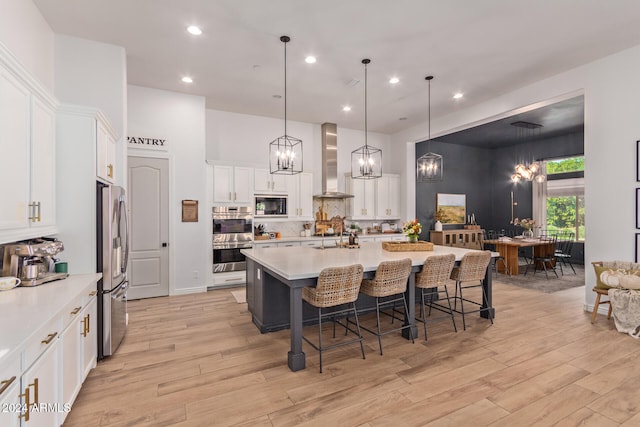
172 286 207 296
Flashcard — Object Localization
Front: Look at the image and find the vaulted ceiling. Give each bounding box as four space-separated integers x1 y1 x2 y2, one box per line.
34 1 640 135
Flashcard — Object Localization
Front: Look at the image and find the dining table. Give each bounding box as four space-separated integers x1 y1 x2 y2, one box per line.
484 237 555 275
241 242 499 371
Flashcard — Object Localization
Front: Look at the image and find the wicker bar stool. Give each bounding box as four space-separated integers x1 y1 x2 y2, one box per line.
358 258 414 355
302 264 365 373
414 254 457 340
451 251 493 331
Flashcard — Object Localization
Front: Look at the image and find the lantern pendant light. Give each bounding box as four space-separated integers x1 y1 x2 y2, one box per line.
417 75 443 182
269 35 303 175
351 58 382 179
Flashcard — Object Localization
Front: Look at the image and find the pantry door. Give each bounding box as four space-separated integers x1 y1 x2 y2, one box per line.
127 156 169 299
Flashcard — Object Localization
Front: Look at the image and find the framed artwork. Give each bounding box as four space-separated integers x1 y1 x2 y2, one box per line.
436 193 466 224
637 140 640 182
636 233 640 263
181 200 198 222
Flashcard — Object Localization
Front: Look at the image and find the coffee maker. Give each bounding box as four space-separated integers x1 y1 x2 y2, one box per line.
1 238 69 286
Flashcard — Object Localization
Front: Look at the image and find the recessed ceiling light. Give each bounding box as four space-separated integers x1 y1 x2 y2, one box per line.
181 76 193 83
187 26 202 35
389 77 400 84
453 92 464 99
342 106 351 112
305 56 317 64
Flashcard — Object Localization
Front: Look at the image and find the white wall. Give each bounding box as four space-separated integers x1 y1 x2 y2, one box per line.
0 0 54 91
128 85 207 295
391 44 640 310
54 35 128 187
206 110 394 195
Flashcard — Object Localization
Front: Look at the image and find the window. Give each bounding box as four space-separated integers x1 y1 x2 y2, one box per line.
544 156 585 241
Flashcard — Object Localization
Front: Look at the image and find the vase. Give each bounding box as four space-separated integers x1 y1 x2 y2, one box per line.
523 229 534 238
434 220 443 231
408 235 419 243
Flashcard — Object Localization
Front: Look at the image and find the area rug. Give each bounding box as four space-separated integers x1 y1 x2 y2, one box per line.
231 290 246 304
494 264 585 293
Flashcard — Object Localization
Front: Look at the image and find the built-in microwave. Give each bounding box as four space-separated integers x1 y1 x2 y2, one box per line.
254 195 288 217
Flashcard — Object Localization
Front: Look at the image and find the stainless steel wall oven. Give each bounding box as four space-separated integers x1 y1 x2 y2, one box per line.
212 206 253 273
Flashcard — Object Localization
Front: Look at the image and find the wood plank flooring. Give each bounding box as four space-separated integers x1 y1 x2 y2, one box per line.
63 280 640 426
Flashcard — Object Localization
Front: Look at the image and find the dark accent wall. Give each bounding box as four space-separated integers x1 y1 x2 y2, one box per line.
415 132 585 262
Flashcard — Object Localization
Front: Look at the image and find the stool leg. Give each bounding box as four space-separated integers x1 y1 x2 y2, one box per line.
420 289 428 341
591 293 602 324
458 282 467 331
401 294 415 344
318 308 323 373
375 297 383 355
444 285 457 333
352 302 366 360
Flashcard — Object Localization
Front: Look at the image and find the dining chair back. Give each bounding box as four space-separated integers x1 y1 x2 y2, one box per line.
450 251 493 330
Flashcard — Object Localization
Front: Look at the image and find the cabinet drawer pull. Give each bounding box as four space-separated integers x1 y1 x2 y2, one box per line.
41 332 57 345
89 291 97 296
82 316 88 337
18 386 30 421
30 378 39 405
70 306 82 315
0 376 16 395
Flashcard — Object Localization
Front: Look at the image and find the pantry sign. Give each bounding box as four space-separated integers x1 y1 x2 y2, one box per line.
127 136 167 150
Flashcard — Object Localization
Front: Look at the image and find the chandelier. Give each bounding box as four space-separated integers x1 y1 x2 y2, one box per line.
510 121 545 183
417 75 443 182
269 35 303 175
351 59 382 179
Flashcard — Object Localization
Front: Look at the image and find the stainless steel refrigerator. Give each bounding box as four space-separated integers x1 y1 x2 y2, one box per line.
97 182 129 359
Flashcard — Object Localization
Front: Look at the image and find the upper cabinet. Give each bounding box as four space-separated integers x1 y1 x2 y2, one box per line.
287 172 313 220
375 174 400 220
212 165 253 204
0 62 58 244
345 174 376 220
345 173 400 221
254 169 287 194
96 119 116 183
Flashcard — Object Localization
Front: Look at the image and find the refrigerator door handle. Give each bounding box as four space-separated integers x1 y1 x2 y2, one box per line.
120 199 130 274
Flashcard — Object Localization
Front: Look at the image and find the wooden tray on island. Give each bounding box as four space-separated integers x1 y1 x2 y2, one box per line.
382 241 434 252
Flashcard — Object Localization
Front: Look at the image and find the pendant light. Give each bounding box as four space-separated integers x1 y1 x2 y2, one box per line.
269 35 303 175
351 58 382 179
510 121 545 183
417 75 443 182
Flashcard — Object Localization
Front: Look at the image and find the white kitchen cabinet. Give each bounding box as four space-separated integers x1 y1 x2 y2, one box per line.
286 172 313 220
0 357 20 427
277 242 301 248
376 235 406 242
345 174 375 220
254 242 277 249
358 236 377 244
0 63 58 244
254 169 287 194
96 119 116 183
375 174 400 220
300 240 323 247
211 271 245 288
19 337 60 427
213 165 253 204
80 296 97 380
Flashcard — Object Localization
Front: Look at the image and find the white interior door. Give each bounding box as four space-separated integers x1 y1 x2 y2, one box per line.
127 156 169 299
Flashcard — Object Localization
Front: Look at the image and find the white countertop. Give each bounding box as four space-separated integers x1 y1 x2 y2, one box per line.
0 273 101 369
253 233 405 244
242 241 496 280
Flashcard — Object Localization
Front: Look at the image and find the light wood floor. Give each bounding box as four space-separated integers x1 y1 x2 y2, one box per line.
63 280 640 427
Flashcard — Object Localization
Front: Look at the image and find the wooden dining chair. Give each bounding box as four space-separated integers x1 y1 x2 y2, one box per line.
524 235 559 279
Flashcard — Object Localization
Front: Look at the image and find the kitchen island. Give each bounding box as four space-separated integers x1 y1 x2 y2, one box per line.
242 242 496 371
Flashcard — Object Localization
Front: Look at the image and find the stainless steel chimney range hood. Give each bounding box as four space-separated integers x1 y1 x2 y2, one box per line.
314 123 354 199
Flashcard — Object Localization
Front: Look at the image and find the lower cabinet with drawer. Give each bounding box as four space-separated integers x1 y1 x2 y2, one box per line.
0 275 99 426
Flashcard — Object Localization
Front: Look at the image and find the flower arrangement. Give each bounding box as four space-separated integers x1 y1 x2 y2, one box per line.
403 219 422 236
511 217 535 230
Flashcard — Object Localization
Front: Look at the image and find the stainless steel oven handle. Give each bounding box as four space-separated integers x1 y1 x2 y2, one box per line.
213 243 253 249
